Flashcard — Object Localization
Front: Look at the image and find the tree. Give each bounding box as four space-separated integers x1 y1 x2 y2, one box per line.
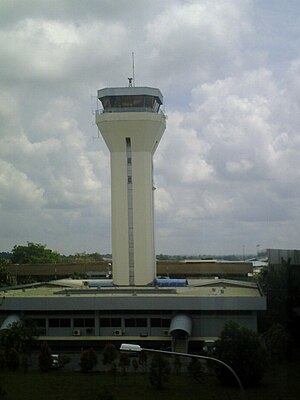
59 354 71 368
102 344 117 372
38 341 52 372
0 264 11 286
214 321 267 387
132 358 139 373
20 353 29 373
257 260 293 331
187 358 203 382
0 351 5 370
119 352 130 375
173 355 182 376
5 347 19 370
0 321 36 354
149 354 170 390
79 348 98 372
138 351 148 373
264 323 290 365
11 242 61 264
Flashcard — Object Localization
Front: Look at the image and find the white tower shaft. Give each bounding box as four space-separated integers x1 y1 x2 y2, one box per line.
96 87 166 286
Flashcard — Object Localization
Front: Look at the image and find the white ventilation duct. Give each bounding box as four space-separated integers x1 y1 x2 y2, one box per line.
169 314 192 336
0 314 21 330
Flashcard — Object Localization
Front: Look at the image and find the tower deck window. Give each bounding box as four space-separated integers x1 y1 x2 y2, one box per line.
97 87 163 114
100 95 160 113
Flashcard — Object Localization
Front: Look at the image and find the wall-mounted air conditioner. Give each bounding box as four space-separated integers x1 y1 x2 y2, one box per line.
114 329 123 336
73 329 81 336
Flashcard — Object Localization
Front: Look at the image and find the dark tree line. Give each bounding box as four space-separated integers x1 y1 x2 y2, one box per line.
0 242 104 265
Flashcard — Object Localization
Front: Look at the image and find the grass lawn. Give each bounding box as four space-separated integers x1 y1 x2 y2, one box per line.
0 357 300 400
0 371 242 400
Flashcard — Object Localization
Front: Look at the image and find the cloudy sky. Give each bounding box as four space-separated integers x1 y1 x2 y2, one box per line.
1 0 300 256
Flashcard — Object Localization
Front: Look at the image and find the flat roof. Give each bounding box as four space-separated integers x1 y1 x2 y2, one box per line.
0 278 261 298
0 279 266 312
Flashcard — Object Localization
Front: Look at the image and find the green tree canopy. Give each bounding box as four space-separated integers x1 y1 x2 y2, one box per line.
149 353 170 390
38 341 52 372
102 344 117 371
214 321 268 387
11 242 61 264
0 264 12 286
264 323 290 365
0 321 36 354
80 348 98 372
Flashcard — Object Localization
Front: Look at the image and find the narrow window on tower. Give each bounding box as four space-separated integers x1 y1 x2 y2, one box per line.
126 137 134 285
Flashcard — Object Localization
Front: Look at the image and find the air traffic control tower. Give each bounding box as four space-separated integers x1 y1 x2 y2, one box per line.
96 85 166 286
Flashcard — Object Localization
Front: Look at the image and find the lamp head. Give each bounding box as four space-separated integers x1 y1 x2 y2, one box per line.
120 343 142 352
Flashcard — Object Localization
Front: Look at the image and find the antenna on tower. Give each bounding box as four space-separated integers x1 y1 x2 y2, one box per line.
132 52 135 86
128 52 135 87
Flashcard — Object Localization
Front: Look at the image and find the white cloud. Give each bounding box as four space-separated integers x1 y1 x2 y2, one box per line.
1 1 300 255
0 160 45 209
143 0 253 90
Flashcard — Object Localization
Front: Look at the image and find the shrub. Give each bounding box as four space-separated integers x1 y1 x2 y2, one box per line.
173 355 182 376
149 354 170 390
187 358 203 383
20 353 29 372
5 347 20 370
80 348 98 372
59 354 71 367
138 351 148 373
119 352 130 375
0 350 5 370
38 341 52 372
102 344 117 372
264 323 290 365
132 358 139 372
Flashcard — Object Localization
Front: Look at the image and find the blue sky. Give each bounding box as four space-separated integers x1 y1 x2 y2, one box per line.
1 0 300 255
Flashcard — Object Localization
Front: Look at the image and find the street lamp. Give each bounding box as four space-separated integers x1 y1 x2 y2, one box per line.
120 343 244 400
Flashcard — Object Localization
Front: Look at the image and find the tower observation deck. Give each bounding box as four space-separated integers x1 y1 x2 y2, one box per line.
96 86 166 286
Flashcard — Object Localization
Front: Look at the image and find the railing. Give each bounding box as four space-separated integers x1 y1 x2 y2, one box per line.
96 108 165 115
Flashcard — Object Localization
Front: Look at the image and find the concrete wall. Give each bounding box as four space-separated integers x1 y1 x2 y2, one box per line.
1 310 260 339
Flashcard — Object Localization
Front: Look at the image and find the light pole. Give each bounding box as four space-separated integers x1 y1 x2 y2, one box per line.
120 343 245 400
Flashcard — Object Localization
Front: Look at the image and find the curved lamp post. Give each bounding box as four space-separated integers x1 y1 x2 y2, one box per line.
120 343 244 400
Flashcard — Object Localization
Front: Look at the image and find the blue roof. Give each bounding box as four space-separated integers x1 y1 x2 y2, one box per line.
154 278 188 287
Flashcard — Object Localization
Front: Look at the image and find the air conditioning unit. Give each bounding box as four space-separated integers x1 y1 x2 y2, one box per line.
163 330 170 336
114 329 123 336
73 329 81 336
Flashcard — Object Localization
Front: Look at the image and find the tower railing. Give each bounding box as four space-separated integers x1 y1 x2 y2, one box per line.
96 108 165 115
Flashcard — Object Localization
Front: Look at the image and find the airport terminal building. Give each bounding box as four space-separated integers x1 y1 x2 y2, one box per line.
0 278 266 352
